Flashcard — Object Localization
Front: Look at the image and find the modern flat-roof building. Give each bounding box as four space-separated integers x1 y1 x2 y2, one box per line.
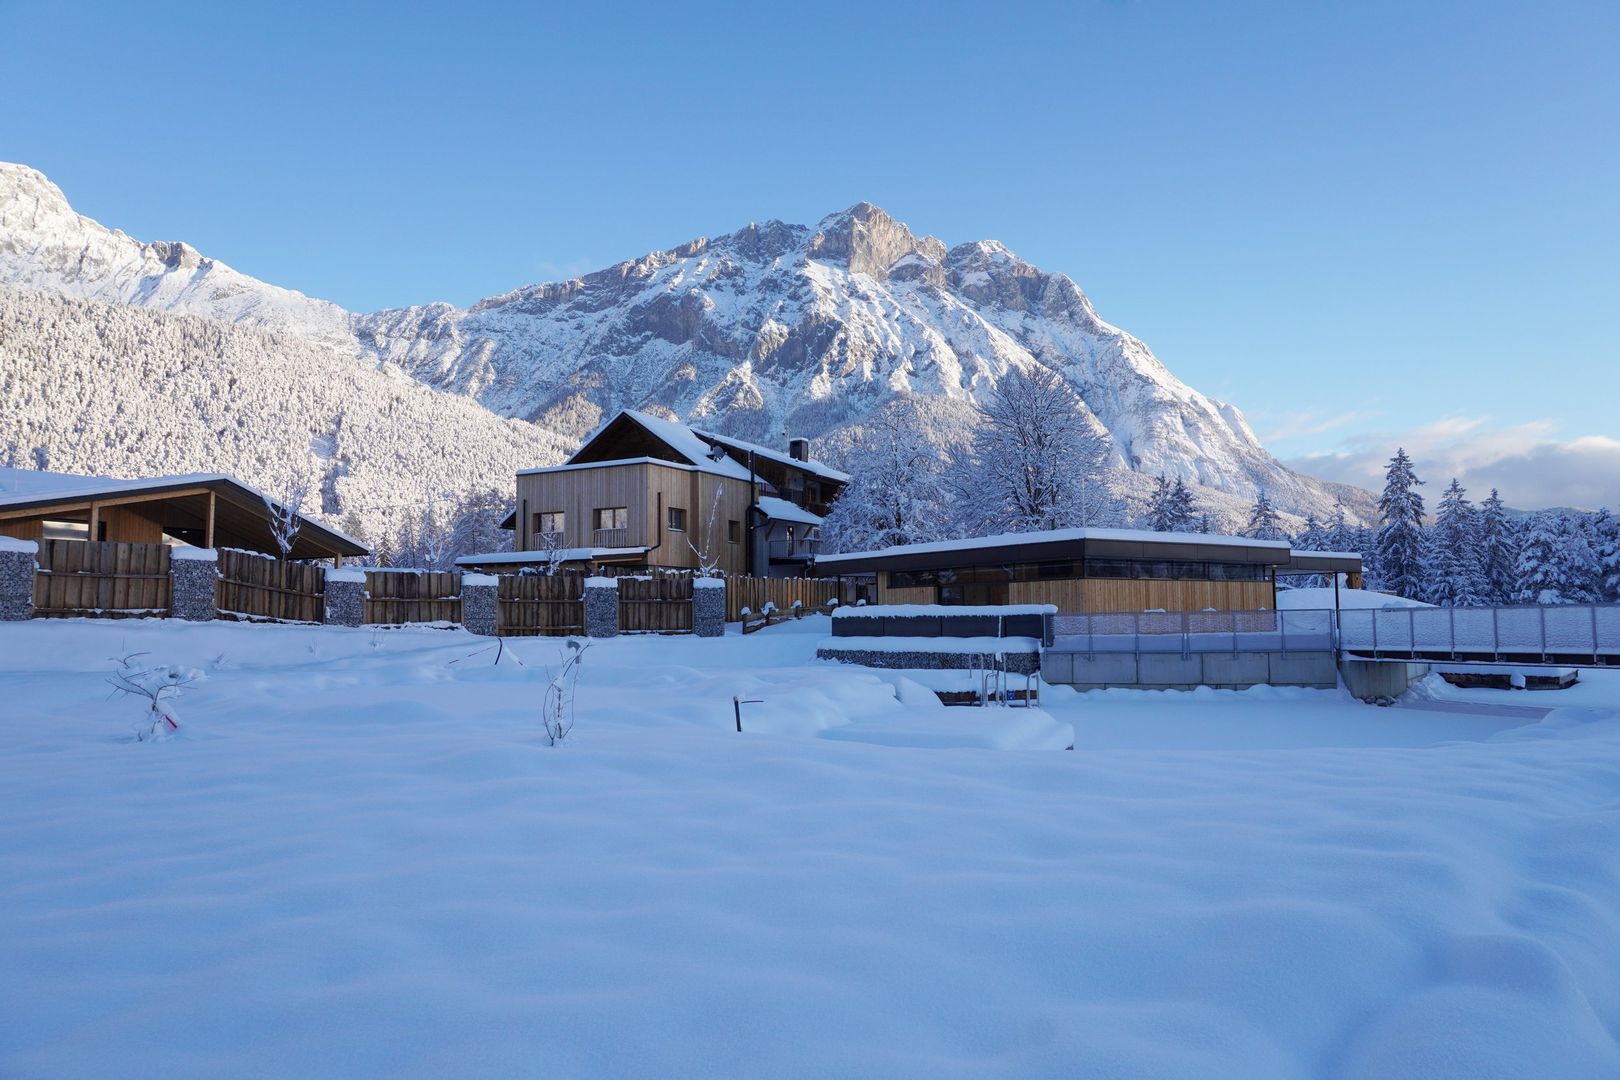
813 527 1363 612
0 468 368 563
459 409 848 577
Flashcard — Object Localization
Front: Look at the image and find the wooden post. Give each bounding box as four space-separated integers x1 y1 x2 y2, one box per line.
205 491 216 549
88 502 100 543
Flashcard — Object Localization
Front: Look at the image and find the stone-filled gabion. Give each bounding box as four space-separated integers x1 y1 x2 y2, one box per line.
168 550 219 621
692 578 725 638
325 569 367 628
584 578 619 639
461 574 499 637
816 646 1041 675
0 542 37 622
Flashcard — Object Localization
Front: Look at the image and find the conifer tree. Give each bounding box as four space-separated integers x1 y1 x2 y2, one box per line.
1375 448 1426 599
1245 488 1285 541
1598 510 1620 603
1145 475 1177 532
1168 479 1199 532
1476 489 1518 604
1425 479 1487 607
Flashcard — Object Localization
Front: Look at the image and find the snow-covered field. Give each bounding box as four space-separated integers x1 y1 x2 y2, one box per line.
3 616 1619 1078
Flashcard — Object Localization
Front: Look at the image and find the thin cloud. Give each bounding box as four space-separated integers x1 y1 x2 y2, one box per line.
1259 409 1381 443
1285 418 1620 511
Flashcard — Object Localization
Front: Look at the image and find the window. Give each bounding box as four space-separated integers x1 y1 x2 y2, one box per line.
594 507 627 531
727 519 742 544
1210 562 1267 581
1085 558 1133 579
667 506 687 532
535 511 564 540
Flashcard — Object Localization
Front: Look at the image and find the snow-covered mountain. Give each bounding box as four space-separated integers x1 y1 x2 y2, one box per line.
0 162 1372 527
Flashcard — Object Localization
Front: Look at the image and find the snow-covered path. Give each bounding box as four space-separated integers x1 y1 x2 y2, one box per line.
2 618 1618 1078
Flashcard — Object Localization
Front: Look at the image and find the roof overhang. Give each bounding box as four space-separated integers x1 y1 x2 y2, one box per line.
813 533 1293 576
0 474 368 558
1278 551 1364 575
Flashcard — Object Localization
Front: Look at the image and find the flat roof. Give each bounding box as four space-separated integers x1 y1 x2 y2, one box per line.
1278 550 1365 574
0 468 368 557
813 526 1295 575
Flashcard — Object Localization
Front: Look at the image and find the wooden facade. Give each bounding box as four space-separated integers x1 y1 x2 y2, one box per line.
513 460 753 576
0 474 367 563
490 410 847 579
815 529 1327 615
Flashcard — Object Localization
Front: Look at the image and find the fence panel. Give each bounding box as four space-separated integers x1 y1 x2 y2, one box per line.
619 575 693 633
32 539 171 618
363 569 463 625
724 575 843 621
216 549 325 623
497 573 585 637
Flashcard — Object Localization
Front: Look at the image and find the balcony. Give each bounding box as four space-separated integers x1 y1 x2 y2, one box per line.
767 537 821 560
593 528 630 548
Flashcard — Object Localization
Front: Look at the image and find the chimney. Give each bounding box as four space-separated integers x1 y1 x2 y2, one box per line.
788 437 810 462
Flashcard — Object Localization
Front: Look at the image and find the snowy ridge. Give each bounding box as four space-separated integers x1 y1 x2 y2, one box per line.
0 164 1372 525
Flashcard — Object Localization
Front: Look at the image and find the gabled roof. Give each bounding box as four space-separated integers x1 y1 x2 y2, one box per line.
689 425 850 484
0 468 368 557
550 409 846 485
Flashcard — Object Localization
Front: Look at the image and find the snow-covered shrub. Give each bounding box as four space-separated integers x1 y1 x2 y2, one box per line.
107 654 201 741
542 640 589 746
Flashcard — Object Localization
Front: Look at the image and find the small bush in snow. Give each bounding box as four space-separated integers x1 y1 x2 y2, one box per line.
542 640 589 746
107 654 201 741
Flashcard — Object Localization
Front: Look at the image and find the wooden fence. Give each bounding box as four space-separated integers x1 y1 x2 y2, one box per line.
363 569 463 625
217 548 325 623
32 539 172 618
619 574 694 633
497 573 585 636
723 575 843 622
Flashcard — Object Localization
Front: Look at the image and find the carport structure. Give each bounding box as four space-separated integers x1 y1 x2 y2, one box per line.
0 470 366 563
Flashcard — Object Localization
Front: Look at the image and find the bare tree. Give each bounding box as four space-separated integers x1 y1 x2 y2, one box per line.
265 478 310 558
948 367 1122 535
542 640 589 746
686 487 727 576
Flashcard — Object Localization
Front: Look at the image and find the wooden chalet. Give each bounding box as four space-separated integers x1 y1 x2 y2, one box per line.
460 410 848 577
0 469 368 563
813 528 1364 612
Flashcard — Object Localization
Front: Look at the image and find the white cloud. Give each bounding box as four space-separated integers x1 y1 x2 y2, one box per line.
1285 418 1620 511
1259 409 1382 443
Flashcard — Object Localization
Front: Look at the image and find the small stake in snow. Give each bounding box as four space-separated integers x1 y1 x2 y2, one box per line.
733 695 763 733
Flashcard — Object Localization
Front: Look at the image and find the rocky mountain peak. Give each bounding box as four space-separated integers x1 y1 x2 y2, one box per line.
807 202 945 280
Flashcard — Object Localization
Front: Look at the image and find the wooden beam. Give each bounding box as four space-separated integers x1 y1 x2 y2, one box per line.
88 502 100 543
205 491 216 549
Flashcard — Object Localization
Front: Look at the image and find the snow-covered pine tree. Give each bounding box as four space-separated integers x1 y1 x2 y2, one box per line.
950 366 1122 534
1476 489 1518 604
1245 488 1285 541
1375 448 1427 599
1425 479 1487 607
1554 513 1602 603
1598 510 1620 602
1516 511 1594 605
822 410 950 552
1145 475 1176 532
1169 479 1199 532
1293 514 1326 551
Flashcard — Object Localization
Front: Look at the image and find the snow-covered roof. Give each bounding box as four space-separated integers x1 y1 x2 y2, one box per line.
454 546 648 566
0 467 236 507
688 424 850 483
617 410 755 481
0 467 368 554
755 495 823 527
517 456 747 480
815 526 1292 566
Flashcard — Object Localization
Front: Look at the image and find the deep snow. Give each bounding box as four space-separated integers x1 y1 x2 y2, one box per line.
2 616 1619 1079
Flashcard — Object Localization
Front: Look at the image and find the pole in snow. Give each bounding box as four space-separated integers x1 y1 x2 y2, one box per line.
733 695 763 732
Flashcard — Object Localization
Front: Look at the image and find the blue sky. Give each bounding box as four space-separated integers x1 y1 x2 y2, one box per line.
3 1 1616 507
